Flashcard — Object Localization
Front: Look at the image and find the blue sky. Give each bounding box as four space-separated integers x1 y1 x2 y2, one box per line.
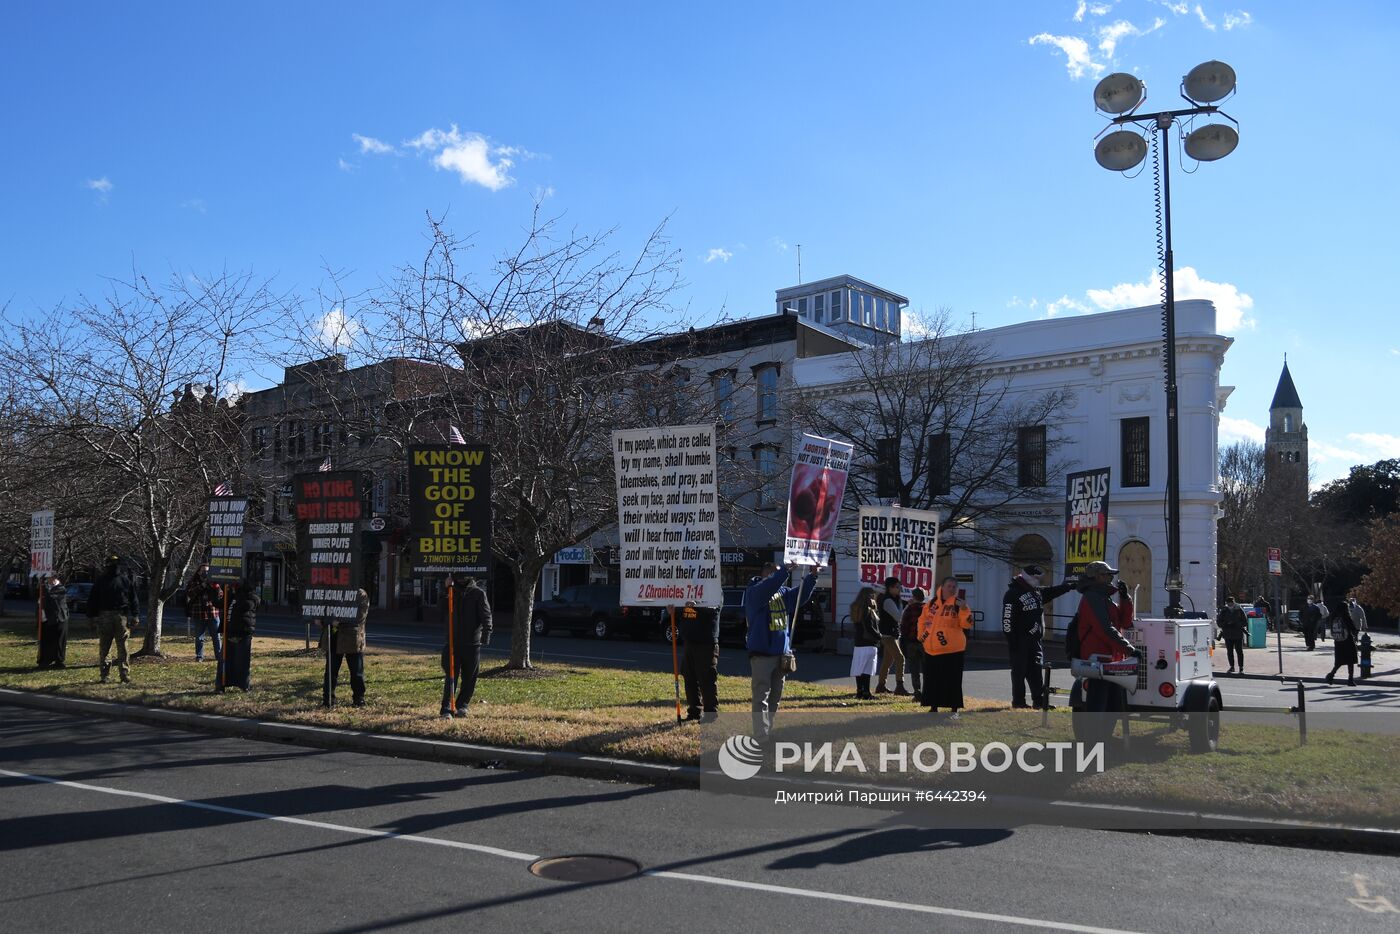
3 1 1397 485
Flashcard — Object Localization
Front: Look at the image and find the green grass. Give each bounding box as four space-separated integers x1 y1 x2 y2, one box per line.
4 619 1399 826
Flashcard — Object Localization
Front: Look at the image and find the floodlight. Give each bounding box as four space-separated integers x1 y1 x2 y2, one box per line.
1183 60 1236 104
1184 123 1239 161
1095 130 1148 171
1093 72 1146 114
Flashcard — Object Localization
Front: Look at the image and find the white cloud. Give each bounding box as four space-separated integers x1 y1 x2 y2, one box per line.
1097 18 1164 57
1086 266 1255 332
222 379 249 402
180 198 206 213
1045 295 1091 317
1219 415 1265 444
1390 348 1400 357
1312 440 1365 464
352 133 394 155
1194 4 1215 29
1029 33 1105 79
403 125 518 191
338 158 355 172
1347 433 1400 458
704 247 733 264
86 177 113 193
769 237 790 253
316 307 361 350
1223 10 1252 29
1160 1 1188 13
532 185 556 201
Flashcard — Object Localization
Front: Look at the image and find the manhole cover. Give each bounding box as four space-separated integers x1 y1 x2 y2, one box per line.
528 855 641 883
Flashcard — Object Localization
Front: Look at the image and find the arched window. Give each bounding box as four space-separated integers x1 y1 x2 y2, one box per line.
1118 541 1153 614
1284 414 1294 432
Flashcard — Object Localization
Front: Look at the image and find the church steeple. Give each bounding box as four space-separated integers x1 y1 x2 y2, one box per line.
1265 360 1307 497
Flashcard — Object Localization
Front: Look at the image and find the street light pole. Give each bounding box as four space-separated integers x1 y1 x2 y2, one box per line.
1091 62 1239 619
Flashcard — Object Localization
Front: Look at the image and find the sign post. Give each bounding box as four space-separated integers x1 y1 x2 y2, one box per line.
614 424 722 724
294 471 364 707
1268 546 1283 676
30 510 54 650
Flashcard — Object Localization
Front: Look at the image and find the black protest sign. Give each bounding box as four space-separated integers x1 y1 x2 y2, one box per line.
408 445 491 576
207 497 247 584
1064 467 1110 577
294 471 364 622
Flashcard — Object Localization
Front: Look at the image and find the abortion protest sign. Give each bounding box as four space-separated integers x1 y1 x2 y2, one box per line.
857 505 940 591
783 433 853 566
613 424 721 606
30 510 54 577
207 497 247 584
1064 467 1110 577
408 445 492 576
294 471 363 622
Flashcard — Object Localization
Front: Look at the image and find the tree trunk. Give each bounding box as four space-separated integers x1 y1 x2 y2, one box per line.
137 595 166 656
507 567 539 669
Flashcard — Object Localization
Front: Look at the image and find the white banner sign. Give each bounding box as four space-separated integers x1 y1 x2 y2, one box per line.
613 424 721 606
30 510 54 577
857 504 940 592
783 433 853 566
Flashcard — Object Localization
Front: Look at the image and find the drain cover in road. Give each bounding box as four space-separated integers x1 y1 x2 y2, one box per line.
529 855 641 883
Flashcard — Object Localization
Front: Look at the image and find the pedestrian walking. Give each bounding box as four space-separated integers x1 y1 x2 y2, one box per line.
221 579 259 692
36 574 70 669
440 576 492 717
87 555 141 683
1300 597 1323 651
1216 595 1248 674
875 576 908 695
1001 565 1077 709
1325 597 1360 686
1069 561 1140 716
185 564 223 663
849 587 881 700
743 563 818 741
324 588 369 707
677 600 720 722
1347 594 1369 634
1252 595 1274 632
899 587 927 702
919 577 974 718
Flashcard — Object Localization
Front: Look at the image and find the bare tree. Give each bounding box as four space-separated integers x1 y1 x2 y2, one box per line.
790 309 1074 558
0 270 287 653
301 209 692 668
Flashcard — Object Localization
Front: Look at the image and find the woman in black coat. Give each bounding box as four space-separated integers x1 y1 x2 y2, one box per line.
37 575 70 668
1325 597 1359 686
221 580 259 692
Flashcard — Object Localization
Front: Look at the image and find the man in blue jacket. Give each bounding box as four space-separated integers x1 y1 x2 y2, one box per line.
744 562 818 740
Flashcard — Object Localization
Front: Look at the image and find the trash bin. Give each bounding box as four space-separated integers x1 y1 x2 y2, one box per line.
1247 615 1267 648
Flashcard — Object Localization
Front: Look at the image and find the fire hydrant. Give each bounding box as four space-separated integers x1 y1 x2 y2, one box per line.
1359 632 1374 680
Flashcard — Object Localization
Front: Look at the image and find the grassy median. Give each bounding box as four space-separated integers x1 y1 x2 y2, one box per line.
3 617 1398 827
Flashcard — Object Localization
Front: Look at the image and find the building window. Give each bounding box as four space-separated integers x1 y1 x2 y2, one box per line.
273 424 283 459
755 364 779 421
927 433 951 496
875 300 887 331
1017 426 1047 487
831 290 843 322
1121 417 1150 487
712 370 735 422
291 421 306 457
1284 414 1294 432
251 427 267 461
813 293 824 323
796 297 807 316
875 437 900 498
753 445 780 509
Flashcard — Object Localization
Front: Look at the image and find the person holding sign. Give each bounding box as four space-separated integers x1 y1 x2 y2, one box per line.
744 562 818 741
919 577 974 718
221 579 260 692
677 600 721 722
37 574 70 668
186 565 223 663
440 576 492 717
323 588 370 707
1001 565 1078 709
875 576 909 695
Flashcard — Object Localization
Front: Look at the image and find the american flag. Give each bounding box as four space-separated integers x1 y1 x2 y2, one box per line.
213 482 232 497
318 457 333 472
449 425 466 445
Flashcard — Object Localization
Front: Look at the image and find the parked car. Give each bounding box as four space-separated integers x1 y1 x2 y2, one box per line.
661 584 827 647
532 585 649 639
65 583 94 615
4 579 27 599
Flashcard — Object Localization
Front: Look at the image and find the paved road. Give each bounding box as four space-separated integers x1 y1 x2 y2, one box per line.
230 613 1400 714
2 705 1399 934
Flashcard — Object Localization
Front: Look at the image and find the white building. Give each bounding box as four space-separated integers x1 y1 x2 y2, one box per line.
794 299 1232 637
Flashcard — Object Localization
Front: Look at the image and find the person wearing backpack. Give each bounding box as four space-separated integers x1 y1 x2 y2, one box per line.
1325 597 1359 686
36 574 70 668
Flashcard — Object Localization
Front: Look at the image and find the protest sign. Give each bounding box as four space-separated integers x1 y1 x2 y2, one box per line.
207 497 247 584
613 424 721 606
30 510 54 577
408 445 492 576
294 471 363 622
1064 467 1111 578
783 433 853 566
857 505 940 591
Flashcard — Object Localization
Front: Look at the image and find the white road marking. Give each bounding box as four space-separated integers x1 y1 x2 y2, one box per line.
2 766 1152 932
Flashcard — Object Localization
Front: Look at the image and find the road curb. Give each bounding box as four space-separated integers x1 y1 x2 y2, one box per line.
3 686 1397 849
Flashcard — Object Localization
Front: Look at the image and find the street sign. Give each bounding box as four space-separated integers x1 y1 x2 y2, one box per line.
554 546 593 565
1267 546 1281 577
368 516 386 532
